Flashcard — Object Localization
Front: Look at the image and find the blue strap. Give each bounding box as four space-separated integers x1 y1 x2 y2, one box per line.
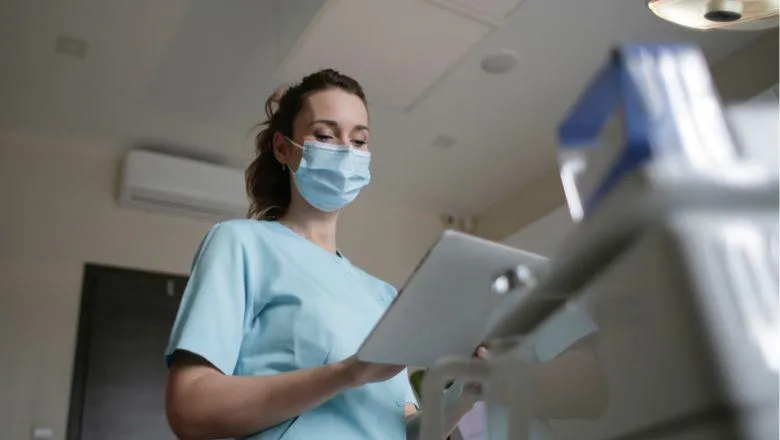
558 53 621 148
556 43 704 215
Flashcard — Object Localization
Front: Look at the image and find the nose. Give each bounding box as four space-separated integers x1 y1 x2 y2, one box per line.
337 134 351 148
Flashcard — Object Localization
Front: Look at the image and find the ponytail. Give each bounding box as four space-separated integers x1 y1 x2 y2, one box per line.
245 86 291 220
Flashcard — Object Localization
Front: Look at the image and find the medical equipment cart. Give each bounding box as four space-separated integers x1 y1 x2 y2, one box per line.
419 43 779 440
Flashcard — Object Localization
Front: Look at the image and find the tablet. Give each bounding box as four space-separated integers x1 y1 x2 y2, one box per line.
357 229 548 367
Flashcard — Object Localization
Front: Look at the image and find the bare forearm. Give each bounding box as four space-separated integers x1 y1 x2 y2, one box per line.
167 361 353 439
527 348 608 419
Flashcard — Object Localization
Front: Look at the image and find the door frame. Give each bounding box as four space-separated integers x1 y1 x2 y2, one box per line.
65 263 187 440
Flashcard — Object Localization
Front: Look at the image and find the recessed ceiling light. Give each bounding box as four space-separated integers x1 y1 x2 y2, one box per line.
481 49 519 74
54 35 89 59
431 135 456 149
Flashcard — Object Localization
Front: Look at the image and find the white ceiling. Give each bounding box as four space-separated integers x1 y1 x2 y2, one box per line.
0 0 764 215
278 0 496 112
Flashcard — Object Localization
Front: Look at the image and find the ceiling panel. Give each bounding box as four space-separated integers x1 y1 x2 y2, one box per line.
142 0 278 123
426 0 526 26
278 0 492 113
0 0 189 137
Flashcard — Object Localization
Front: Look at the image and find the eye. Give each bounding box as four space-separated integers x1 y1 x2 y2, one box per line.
351 139 367 148
314 133 334 142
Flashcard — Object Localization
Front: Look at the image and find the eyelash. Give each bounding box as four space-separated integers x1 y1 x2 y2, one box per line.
315 134 367 148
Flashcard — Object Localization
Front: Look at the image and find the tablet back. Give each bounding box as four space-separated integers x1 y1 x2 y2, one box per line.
357 229 548 367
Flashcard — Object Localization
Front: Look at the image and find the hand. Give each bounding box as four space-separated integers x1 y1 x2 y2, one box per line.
467 344 534 407
463 344 490 397
339 355 405 387
443 345 491 425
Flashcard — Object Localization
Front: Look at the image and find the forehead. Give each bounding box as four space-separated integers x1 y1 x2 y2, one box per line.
297 88 368 128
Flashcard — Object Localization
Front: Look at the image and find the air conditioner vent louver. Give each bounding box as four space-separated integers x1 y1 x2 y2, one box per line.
128 190 237 218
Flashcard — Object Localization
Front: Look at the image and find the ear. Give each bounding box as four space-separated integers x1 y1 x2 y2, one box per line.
272 132 294 166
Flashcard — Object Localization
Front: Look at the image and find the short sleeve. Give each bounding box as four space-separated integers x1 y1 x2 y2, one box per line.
532 303 598 362
165 223 248 374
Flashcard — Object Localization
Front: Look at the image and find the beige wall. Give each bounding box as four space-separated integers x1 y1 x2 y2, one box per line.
502 206 573 257
475 30 779 241
0 130 441 440
475 171 565 241
711 30 778 102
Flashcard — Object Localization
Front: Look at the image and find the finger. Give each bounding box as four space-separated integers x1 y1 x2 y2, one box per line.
475 346 489 359
389 365 405 375
473 341 492 357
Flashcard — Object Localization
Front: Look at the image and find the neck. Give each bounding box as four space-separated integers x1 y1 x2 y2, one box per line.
280 201 339 253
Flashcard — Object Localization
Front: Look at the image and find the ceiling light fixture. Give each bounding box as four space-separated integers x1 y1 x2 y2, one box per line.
648 0 779 30
481 49 519 74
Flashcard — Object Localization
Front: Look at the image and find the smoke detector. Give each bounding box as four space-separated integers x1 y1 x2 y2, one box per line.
481 49 519 74
648 0 779 30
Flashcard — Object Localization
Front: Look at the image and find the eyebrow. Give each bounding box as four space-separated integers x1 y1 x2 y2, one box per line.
310 119 369 132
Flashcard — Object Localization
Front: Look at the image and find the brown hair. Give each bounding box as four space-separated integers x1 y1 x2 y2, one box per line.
245 69 367 220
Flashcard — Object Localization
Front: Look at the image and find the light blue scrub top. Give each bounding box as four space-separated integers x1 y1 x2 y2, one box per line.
165 220 417 440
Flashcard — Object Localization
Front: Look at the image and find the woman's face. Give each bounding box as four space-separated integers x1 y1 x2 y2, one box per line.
275 88 369 169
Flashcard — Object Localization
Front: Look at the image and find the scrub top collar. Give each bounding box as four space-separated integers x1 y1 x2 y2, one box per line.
267 220 348 262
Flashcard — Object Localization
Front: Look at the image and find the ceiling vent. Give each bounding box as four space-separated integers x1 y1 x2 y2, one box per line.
119 150 249 221
277 0 526 113
54 35 89 59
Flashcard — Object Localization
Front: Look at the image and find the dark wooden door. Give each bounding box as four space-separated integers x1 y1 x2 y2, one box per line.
67 264 187 440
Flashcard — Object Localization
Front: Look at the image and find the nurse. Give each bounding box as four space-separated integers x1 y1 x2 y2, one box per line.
164 69 472 440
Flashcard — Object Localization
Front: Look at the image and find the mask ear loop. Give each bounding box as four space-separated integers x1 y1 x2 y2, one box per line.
273 132 301 172
282 136 304 173
284 136 304 150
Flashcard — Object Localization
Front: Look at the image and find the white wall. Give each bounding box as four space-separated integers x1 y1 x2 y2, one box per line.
0 130 442 440
501 206 573 256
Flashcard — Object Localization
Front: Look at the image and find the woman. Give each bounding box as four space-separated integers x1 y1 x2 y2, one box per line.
164 69 470 440
164 69 608 440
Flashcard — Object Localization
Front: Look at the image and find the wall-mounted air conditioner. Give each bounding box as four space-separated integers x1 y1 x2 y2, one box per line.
119 149 249 221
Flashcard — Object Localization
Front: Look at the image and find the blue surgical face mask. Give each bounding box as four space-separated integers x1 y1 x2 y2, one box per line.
286 138 371 212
